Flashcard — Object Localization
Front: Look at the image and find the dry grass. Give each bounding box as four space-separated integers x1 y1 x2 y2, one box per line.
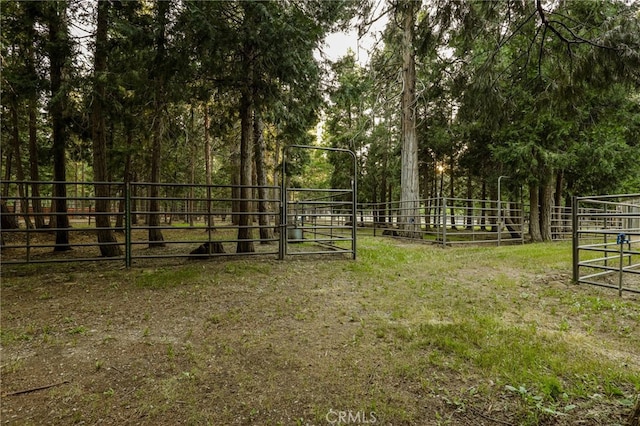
1 237 639 425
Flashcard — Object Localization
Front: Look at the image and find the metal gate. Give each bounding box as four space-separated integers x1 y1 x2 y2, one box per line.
1 148 357 267
279 145 357 260
572 194 640 295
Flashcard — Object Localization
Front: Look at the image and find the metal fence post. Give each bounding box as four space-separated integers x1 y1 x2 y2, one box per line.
125 182 131 268
442 196 447 246
617 233 625 297
278 159 286 260
572 196 578 283
24 181 31 263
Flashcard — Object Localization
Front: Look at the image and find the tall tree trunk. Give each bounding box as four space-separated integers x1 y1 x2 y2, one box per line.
480 180 487 229
449 156 456 229
115 130 132 230
438 166 445 227
539 169 554 242
1 201 19 231
188 106 195 227
465 175 473 230
26 18 44 229
529 183 542 242
231 149 240 226
148 0 169 248
488 182 498 232
10 101 34 229
204 103 214 229
28 97 44 228
48 1 71 251
237 90 255 252
273 137 281 231
92 1 121 257
553 169 564 237
237 7 256 253
3 150 12 198
237 89 255 253
254 113 273 243
399 0 420 237
379 142 388 224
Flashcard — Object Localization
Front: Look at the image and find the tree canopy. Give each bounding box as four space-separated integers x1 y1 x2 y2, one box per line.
2 0 638 245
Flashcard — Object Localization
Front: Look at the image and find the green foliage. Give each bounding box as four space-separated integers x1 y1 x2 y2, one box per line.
2 0 638 206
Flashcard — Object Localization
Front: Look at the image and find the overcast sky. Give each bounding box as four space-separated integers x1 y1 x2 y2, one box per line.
319 12 389 66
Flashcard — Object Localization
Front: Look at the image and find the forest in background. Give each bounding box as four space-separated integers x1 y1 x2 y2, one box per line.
2 0 640 253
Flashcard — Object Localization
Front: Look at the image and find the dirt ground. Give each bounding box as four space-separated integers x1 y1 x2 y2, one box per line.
1 236 639 425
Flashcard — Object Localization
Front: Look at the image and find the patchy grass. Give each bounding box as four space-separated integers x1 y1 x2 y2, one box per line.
1 237 638 425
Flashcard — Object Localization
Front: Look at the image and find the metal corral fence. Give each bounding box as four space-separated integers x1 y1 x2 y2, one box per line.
0 179 356 266
280 145 357 259
283 187 355 257
357 197 526 246
572 194 640 295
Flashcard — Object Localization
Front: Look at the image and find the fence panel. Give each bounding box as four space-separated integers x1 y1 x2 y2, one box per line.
1 181 126 264
360 197 524 246
573 194 640 295
1 181 283 266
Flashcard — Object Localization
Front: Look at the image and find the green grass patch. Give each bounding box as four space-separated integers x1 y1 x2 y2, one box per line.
135 266 203 289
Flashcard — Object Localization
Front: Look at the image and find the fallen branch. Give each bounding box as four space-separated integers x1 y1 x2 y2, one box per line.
468 407 514 426
2 380 69 397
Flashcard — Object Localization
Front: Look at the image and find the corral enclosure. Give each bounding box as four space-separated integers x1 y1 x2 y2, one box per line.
2 182 570 263
573 194 640 295
3 178 639 297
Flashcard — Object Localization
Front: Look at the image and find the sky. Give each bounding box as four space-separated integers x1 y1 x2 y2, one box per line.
319 11 389 66
322 30 376 65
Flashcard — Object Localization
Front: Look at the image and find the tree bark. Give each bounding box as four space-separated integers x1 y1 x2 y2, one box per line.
204 103 214 229
148 0 169 248
10 101 34 230
539 169 554 241
26 17 44 229
449 156 456 229
1 200 19 231
92 1 121 257
399 0 420 238
236 5 256 253
188 106 195 227
237 89 255 253
553 169 564 238
529 183 542 242
237 88 255 252
3 150 12 198
465 175 473 230
254 114 273 243
48 1 71 251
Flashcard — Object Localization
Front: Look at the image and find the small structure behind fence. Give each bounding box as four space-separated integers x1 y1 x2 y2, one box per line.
573 194 640 295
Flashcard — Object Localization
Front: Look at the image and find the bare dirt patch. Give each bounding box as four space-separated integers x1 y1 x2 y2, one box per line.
1 238 639 425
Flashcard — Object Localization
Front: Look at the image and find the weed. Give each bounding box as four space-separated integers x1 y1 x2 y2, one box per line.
68 326 87 335
135 267 201 289
1 358 24 374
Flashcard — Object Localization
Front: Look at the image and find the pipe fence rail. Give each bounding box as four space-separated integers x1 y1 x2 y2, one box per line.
1 179 356 266
572 194 640 295
280 145 357 259
357 197 525 246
